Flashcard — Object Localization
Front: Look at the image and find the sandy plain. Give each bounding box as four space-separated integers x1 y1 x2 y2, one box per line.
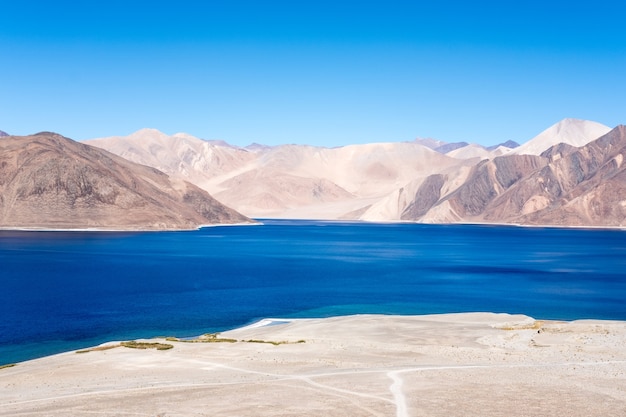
1 313 625 417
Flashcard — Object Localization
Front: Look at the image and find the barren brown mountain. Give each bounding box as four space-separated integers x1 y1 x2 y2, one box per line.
403 126 626 227
513 125 626 226
0 132 251 230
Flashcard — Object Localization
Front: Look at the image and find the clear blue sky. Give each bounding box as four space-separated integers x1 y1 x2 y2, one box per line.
2 1 625 147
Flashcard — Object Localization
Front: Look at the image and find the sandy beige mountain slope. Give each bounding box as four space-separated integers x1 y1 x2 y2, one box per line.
1 313 625 416
445 143 512 160
511 118 610 156
87 133 460 218
87 128 257 190
0 132 251 230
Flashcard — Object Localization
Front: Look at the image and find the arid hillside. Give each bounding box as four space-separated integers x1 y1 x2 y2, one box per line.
84 119 623 226
0 132 251 230
399 126 626 227
87 133 460 218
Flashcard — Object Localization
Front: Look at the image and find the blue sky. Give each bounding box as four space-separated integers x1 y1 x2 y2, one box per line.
2 1 625 147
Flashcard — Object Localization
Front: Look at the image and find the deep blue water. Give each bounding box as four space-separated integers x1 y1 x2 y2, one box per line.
1 220 626 365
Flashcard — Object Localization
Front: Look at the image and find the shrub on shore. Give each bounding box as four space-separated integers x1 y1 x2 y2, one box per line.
120 341 173 350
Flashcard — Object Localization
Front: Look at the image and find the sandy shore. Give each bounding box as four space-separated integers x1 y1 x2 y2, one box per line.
0 221 262 232
1 313 625 416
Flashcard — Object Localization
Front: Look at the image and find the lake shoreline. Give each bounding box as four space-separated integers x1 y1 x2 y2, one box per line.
5 311 626 367
1 217 626 232
0 221 261 233
2 312 625 416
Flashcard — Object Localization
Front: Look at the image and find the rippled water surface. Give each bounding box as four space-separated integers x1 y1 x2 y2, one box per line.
1 220 625 364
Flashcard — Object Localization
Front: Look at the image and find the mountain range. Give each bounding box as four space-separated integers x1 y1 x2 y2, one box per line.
0 132 251 230
88 131 465 219
1 118 623 229
84 118 625 227
362 122 626 227
397 125 625 226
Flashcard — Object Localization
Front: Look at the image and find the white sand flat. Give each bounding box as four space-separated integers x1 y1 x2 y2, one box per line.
1 313 625 416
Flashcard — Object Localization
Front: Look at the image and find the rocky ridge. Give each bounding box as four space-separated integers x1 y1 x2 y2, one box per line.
0 132 251 230
401 126 626 227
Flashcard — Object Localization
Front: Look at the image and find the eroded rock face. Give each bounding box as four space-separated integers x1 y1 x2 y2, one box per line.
517 125 626 226
407 126 626 227
401 174 445 220
0 132 251 230
418 155 545 220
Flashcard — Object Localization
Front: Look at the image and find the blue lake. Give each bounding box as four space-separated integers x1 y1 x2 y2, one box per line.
1 220 626 365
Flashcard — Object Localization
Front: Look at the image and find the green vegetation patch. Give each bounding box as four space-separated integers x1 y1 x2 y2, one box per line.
200 333 238 343
76 341 175 353
135 334 307 348
0 363 17 370
121 341 174 350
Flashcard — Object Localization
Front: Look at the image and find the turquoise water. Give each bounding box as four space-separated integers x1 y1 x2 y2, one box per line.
1 220 625 365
